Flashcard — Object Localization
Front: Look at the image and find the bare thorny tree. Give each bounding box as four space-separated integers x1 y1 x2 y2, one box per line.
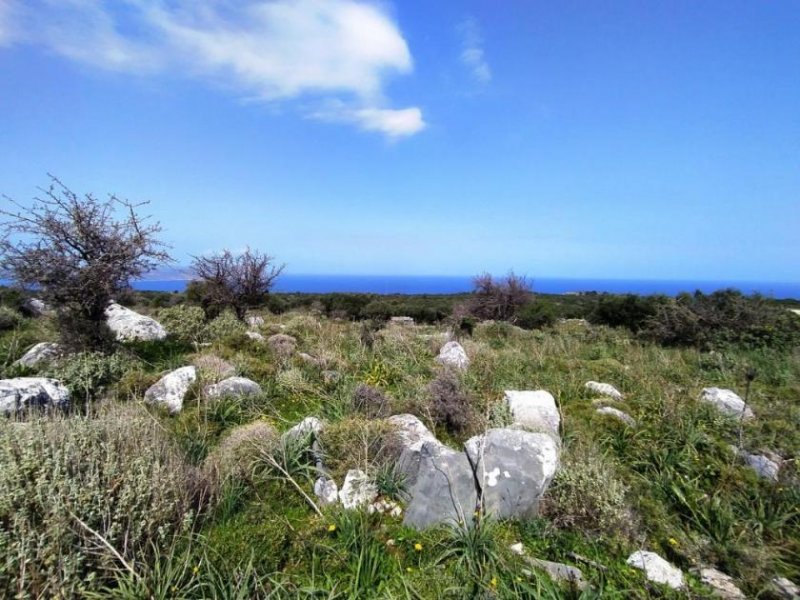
190 248 284 320
0 176 171 350
468 272 533 322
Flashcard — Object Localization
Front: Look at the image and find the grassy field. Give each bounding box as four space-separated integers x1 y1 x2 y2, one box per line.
0 298 798 598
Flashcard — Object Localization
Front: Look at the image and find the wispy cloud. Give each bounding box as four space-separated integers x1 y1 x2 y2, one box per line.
0 0 424 138
457 16 491 85
311 101 425 139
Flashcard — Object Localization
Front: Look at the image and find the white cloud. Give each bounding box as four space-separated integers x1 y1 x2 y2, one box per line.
1 0 424 138
310 101 426 138
457 16 491 84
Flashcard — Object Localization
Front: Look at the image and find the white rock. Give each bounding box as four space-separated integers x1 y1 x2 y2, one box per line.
504 390 560 435
596 406 636 427
205 377 262 399
368 499 402 517
314 477 339 506
701 388 754 419
105 302 167 342
464 428 559 519
245 331 265 342
284 416 323 443
626 551 684 590
144 366 196 414
699 568 745 600
585 381 623 401
436 341 469 370
13 342 61 369
339 469 378 510
390 316 414 326
509 542 525 556
0 377 70 414
23 298 50 317
246 315 265 328
772 577 800 599
742 452 780 482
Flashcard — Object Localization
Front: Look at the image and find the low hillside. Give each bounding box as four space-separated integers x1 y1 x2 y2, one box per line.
0 301 798 599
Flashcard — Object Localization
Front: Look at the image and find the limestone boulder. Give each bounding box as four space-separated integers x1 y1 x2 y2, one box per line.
698 568 745 600
504 390 560 436
595 406 636 427
701 388 754 419
585 381 623 401
403 441 478 529
339 469 378 510
464 428 559 519
13 342 62 369
387 414 443 488
144 366 196 414
436 341 469 371
205 377 262 399
626 551 684 590
0 377 70 414
105 302 167 342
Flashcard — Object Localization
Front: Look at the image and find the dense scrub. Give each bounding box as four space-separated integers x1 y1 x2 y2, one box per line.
0 289 798 598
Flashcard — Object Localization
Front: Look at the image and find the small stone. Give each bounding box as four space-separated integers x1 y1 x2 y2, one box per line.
585 381 623 401
390 316 415 326
13 342 62 369
246 314 265 328
772 577 800 599
368 499 402 517
436 341 469 371
699 568 746 600
626 551 684 590
245 331 265 342
284 416 323 444
742 452 780 482
701 388 754 419
314 477 339 506
595 406 636 427
509 542 525 556
205 377 262 399
529 558 587 591
22 297 49 317
339 469 378 509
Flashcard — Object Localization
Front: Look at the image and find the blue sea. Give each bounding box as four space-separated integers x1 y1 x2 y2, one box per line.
131 275 800 299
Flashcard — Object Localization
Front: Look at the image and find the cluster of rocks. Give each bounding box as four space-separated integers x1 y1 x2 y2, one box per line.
585 381 636 426
395 388 560 530
0 377 70 415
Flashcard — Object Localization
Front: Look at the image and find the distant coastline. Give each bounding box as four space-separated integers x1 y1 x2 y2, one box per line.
131 274 800 300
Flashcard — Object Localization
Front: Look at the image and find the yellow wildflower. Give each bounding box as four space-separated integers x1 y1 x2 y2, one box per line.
327 524 336 532
490 576 498 587
668 538 679 547
414 543 423 551
406 567 413 573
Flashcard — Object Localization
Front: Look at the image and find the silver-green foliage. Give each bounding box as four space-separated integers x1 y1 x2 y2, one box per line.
206 311 247 343
541 444 634 538
46 350 130 400
159 304 209 345
0 405 202 597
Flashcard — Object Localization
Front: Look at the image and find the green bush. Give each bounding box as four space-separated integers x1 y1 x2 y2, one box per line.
0 405 206 598
159 304 208 345
541 443 635 539
206 310 247 343
0 306 22 331
590 293 663 332
46 350 131 401
515 300 556 330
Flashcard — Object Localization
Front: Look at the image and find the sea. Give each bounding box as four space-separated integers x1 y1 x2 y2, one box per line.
130 275 800 300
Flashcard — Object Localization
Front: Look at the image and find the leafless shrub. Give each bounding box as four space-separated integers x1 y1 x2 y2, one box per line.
190 247 283 320
466 271 533 323
352 384 391 419
427 369 475 435
0 176 171 350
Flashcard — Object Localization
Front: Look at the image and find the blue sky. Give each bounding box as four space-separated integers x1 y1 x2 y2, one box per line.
1 1 798 282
